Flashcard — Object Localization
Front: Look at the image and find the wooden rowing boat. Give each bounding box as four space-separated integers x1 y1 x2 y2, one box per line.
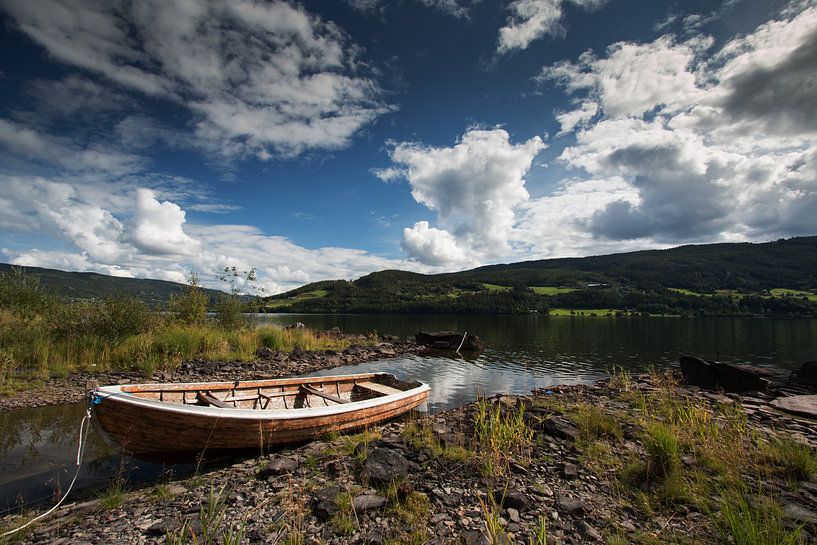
90 372 429 458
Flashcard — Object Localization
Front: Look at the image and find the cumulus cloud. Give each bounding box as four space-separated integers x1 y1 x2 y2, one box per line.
539 2 817 243
346 0 471 18
0 0 389 158
0 176 440 293
384 128 545 264
497 0 608 54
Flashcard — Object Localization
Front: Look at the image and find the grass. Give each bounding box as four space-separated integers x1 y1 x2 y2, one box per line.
96 479 126 510
770 288 817 301
473 398 533 476
482 283 513 292
713 491 803 545
766 437 817 482
548 308 620 316
402 420 475 463
166 485 244 545
530 286 576 295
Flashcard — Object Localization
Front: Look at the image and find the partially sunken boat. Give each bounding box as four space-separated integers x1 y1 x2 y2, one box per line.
90 373 429 457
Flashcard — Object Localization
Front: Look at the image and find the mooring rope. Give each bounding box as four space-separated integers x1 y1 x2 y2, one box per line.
455 331 468 353
1 405 93 538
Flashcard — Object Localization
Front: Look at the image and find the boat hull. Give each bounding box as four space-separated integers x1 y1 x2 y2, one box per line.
91 373 429 457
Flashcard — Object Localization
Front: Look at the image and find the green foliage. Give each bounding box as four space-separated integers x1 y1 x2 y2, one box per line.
643 423 681 480
96 478 126 510
169 272 208 324
263 236 817 316
573 404 623 443
50 296 155 343
767 437 817 481
166 485 245 545
713 492 803 545
0 268 56 320
474 399 533 476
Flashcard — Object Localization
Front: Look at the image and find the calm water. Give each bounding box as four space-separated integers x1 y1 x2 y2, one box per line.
2 315 815 510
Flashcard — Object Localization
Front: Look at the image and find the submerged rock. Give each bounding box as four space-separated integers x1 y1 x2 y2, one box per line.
415 331 484 352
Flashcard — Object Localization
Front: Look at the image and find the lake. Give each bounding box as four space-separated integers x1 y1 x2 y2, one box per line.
2 315 815 511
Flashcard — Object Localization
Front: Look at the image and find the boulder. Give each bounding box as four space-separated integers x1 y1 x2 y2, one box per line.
771 395 817 419
491 487 527 511
360 447 411 486
312 486 341 520
789 361 817 389
679 355 775 393
415 331 484 352
284 322 305 330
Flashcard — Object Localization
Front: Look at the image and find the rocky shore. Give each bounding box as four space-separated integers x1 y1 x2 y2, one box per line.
3 370 816 545
0 335 421 412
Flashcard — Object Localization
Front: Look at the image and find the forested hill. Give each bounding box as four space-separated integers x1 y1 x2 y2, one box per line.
0 263 226 306
264 236 817 316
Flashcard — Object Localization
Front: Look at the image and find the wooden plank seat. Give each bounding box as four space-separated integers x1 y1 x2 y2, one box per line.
300 384 349 404
196 391 232 408
355 381 402 396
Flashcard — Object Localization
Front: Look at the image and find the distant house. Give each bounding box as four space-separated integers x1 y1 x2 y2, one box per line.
586 282 610 288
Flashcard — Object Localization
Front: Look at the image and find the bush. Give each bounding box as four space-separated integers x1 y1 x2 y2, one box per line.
0 269 57 320
50 296 155 343
169 273 208 325
215 294 245 330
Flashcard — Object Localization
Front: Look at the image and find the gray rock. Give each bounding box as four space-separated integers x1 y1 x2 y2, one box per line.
352 494 388 513
783 502 817 523
258 457 299 479
360 448 411 486
312 486 341 520
562 462 578 479
542 416 580 442
555 495 587 517
506 507 520 523
492 488 527 511
580 520 603 541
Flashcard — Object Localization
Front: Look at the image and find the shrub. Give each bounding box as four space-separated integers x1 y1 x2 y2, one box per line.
169 272 208 325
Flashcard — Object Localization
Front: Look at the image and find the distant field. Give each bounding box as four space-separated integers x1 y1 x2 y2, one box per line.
482 283 512 292
531 286 576 295
668 288 715 297
769 288 817 301
264 289 328 308
548 308 618 317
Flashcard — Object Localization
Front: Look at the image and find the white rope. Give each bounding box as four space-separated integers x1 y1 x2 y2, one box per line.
455 331 468 353
1 406 93 538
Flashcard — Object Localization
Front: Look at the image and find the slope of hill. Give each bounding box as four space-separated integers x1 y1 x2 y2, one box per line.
0 264 226 306
264 236 817 316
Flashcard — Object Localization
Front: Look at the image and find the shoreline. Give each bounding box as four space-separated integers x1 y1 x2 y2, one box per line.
3 371 816 544
0 338 423 412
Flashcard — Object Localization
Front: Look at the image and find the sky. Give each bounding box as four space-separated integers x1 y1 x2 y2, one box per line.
0 0 815 294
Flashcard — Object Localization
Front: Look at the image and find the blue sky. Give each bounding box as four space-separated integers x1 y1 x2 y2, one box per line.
0 0 815 292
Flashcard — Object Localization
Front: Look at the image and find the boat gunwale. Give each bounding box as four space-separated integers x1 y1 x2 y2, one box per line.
93 372 430 421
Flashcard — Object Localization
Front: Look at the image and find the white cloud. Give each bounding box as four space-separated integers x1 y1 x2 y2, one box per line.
0 175 443 294
384 128 545 264
0 0 389 158
401 221 474 266
128 189 201 256
541 35 711 118
497 0 608 54
537 2 817 244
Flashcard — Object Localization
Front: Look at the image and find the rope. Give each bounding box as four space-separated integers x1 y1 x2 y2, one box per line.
1 406 93 538
455 331 468 353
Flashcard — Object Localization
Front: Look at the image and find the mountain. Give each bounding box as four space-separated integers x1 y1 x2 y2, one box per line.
0 263 226 306
264 236 817 316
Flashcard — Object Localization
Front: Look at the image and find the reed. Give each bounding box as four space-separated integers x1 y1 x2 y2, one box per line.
473 398 533 476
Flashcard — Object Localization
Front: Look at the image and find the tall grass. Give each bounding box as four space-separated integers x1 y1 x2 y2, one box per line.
473 398 533 476
0 270 362 388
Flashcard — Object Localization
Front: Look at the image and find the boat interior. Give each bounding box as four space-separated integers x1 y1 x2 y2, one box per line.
119 373 422 410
